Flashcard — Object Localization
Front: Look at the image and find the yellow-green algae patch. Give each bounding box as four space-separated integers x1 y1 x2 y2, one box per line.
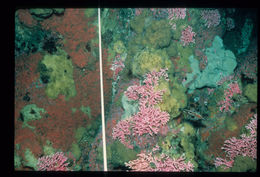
39 49 76 101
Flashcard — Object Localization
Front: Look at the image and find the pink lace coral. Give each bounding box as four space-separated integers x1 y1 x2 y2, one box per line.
37 152 69 171
214 114 257 169
132 106 170 136
124 68 169 110
125 151 194 172
180 26 196 46
167 8 186 30
218 82 242 112
201 9 221 28
214 158 234 169
168 8 186 20
125 68 168 106
112 119 133 149
112 69 170 148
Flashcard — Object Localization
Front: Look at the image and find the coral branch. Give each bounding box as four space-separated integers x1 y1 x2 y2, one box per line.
37 152 69 171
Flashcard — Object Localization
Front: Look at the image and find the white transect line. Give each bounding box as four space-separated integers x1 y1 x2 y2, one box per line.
98 8 108 171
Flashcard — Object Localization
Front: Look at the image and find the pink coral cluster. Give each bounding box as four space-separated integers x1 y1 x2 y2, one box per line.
218 82 242 112
201 9 221 28
168 8 187 20
214 158 234 169
214 114 257 169
125 150 194 172
143 68 169 85
217 74 235 86
111 119 133 149
245 114 257 137
125 68 169 109
167 8 186 30
180 26 196 46
222 134 256 160
132 106 170 136
112 69 170 149
37 152 69 171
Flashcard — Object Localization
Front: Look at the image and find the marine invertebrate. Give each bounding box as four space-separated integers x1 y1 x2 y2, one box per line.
168 8 186 20
183 36 237 93
38 49 76 100
125 147 194 172
201 9 221 28
37 152 69 171
180 26 196 46
112 69 170 149
244 83 257 103
112 119 133 149
214 114 257 169
132 48 173 77
218 82 242 112
20 104 46 129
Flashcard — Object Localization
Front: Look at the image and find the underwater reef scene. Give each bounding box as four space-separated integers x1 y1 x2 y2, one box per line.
14 8 257 172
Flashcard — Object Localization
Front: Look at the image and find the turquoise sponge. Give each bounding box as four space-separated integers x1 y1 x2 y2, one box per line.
183 36 237 93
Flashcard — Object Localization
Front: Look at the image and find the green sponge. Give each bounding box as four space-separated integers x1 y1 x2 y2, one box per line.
20 104 46 129
132 48 173 77
39 49 77 100
244 83 257 103
23 148 38 170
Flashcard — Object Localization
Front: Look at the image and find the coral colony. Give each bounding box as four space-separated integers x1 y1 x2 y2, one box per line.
125 145 194 172
201 9 221 28
37 152 69 171
180 26 196 46
214 114 257 169
15 8 257 172
218 82 242 112
112 69 170 149
168 8 187 20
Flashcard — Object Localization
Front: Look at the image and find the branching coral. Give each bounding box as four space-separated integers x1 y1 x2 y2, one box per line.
125 145 194 172
214 114 257 170
112 69 170 149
